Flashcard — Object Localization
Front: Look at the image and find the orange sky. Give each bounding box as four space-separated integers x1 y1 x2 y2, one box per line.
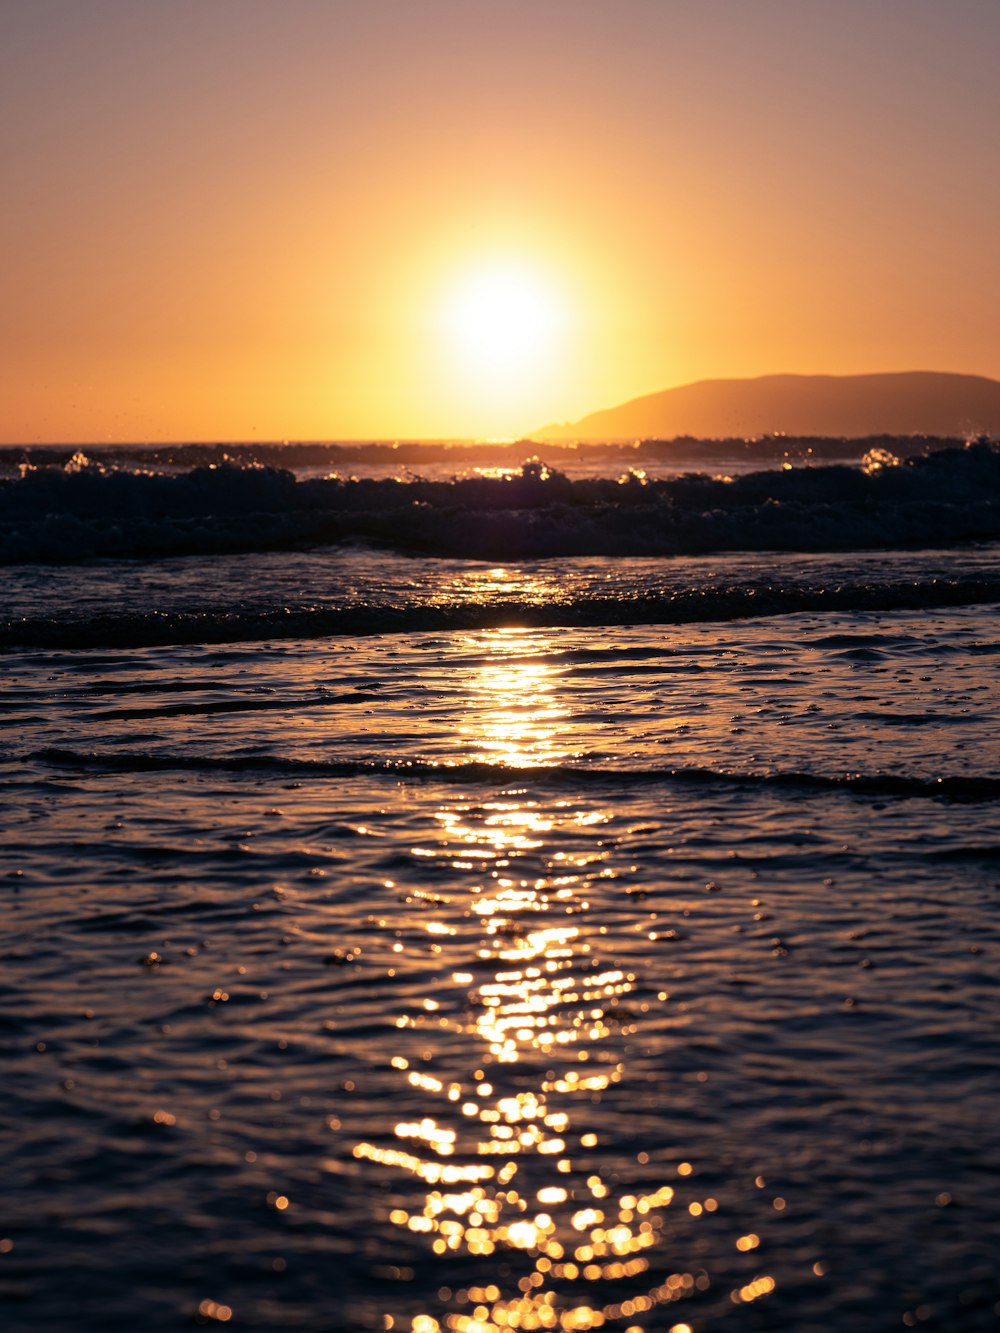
2 1 999 442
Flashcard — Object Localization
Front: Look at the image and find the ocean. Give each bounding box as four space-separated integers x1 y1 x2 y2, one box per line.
1 441 998 1332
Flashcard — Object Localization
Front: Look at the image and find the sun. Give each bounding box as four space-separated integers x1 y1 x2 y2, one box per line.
436 259 567 387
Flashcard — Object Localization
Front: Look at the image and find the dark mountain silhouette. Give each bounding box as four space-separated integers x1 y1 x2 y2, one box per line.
537 372 1000 440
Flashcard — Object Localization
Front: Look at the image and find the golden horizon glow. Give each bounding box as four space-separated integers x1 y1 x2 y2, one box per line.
2 2 999 441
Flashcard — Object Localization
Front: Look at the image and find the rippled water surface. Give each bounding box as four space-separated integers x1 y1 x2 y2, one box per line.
4 545 1000 623
2 551 999 1332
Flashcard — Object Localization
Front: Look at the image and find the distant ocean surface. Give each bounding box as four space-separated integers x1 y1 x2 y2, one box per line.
2 440 999 1332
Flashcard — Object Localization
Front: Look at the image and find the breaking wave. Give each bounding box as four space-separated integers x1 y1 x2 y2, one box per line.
3 576 999 650
29 746 1000 801
1 442 998 564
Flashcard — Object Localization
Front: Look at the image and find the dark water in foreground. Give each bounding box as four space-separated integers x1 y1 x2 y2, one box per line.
2 450 999 1331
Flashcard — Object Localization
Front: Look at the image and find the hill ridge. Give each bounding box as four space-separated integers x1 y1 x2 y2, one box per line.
537 371 1000 441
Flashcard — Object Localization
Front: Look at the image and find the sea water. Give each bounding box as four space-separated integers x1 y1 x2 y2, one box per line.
1 446 998 1331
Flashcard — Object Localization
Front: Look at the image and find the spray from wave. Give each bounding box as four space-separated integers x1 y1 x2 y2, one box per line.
1 442 997 564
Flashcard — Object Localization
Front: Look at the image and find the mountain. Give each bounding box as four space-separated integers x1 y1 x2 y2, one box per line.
536 372 1000 441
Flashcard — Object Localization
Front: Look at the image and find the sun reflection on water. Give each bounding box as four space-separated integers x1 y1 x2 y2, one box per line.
350 630 770 1332
459 629 575 769
438 565 567 610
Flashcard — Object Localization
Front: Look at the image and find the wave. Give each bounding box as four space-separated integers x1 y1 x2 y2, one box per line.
0 434 958 474
2 577 998 650
1 443 998 564
28 747 1000 802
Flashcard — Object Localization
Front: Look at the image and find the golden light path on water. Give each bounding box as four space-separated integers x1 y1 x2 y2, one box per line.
350 621 775 1332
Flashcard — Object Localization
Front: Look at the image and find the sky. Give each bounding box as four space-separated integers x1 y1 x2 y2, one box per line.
2 0 999 442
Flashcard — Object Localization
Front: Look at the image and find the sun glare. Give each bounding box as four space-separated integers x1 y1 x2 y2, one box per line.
437 260 567 388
